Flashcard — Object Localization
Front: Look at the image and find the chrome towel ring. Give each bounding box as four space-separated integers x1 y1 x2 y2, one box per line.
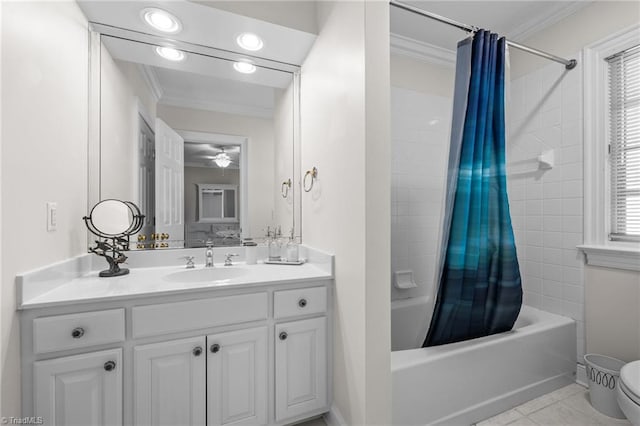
281 178 292 198
303 167 318 192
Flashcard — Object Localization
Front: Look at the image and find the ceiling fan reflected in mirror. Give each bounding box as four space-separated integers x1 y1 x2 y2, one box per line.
213 149 232 168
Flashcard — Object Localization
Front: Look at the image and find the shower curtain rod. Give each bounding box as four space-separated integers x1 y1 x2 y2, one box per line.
390 0 577 70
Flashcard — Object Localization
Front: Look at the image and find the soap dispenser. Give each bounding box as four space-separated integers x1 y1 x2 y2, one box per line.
286 229 299 263
267 226 281 261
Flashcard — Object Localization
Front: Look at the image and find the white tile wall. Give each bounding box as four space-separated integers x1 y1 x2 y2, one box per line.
391 58 585 363
508 55 585 361
390 87 452 301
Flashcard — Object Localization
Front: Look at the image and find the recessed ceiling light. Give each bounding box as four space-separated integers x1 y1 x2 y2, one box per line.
155 46 185 62
233 61 256 74
236 33 264 51
142 8 182 34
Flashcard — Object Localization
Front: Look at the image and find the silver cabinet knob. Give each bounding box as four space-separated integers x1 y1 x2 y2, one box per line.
279 331 288 341
104 361 116 372
210 344 220 353
193 346 203 356
298 298 307 308
71 327 85 339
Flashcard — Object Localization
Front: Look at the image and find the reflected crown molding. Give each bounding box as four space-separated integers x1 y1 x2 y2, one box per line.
159 96 274 119
139 65 163 102
390 33 455 68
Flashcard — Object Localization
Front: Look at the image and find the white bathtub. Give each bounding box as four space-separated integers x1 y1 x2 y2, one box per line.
391 297 576 425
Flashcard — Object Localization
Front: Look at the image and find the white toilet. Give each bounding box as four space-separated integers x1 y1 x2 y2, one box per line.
617 360 640 425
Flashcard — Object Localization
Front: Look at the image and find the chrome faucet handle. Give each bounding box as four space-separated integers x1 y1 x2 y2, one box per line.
224 253 239 266
183 256 195 269
205 239 214 248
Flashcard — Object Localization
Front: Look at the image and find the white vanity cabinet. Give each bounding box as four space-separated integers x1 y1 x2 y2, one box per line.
20 278 332 426
275 317 327 422
33 348 123 426
134 336 206 425
207 327 268 426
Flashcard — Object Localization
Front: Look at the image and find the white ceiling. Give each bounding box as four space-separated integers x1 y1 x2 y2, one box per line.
390 1 591 52
152 67 276 118
78 0 317 66
89 1 306 119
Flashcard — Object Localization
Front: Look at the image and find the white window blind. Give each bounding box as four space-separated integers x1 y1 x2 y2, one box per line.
608 44 640 242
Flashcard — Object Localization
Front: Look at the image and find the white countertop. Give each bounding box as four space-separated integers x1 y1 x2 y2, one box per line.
17 246 334 310
19 262 331 309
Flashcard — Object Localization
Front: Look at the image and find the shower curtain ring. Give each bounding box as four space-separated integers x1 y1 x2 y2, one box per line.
303 167 318 193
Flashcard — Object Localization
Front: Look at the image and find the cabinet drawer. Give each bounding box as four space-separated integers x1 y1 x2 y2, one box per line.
274 286 327 319
132 293 268 338
33 309 125 354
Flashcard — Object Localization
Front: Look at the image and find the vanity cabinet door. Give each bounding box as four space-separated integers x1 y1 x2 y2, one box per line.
33 348 122 426
134 336 206 426
206 327 267 426
275 317 327 422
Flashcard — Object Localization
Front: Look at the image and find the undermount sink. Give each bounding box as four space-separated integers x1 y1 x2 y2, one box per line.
164 267 247 283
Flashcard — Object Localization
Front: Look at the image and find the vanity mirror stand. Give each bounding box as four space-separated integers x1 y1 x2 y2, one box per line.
83 199 144 277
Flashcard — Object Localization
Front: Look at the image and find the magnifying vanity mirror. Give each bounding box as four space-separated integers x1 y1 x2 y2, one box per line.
80 0 314 251
84 199 144 276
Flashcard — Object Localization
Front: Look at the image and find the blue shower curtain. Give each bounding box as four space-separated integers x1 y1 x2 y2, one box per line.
423 30 522 347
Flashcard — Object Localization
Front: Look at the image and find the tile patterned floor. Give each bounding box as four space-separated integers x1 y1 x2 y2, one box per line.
296 384 631 425
477 384 631 426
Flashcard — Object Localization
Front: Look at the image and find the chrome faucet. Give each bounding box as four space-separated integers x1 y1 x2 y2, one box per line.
224 253 239 266
183 256 195 269
205 241 214 267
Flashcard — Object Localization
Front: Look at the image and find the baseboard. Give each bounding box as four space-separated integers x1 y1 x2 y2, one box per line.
434 374 573 425
324 404 346 426
576 362 588 387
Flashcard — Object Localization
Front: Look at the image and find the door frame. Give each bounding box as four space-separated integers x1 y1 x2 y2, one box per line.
177 130 249 239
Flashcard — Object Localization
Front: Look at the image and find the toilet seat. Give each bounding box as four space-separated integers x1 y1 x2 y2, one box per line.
621 361 640 405
618 361 640 425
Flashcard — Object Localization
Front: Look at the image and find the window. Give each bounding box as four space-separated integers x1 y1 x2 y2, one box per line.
607 44 640 241
581 26 640 270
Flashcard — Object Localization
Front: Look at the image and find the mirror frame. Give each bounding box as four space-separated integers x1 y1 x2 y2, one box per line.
87 22 302 251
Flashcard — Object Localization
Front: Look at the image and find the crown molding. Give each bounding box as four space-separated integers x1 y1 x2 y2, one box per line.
390 33 456 68
508 1 593 42
138 65 163 102
160 95 274 119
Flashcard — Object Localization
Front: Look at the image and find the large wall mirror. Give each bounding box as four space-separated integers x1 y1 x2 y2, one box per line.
81 1 314 250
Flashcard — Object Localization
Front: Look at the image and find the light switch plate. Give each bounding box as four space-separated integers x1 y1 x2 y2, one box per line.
46 202 57 231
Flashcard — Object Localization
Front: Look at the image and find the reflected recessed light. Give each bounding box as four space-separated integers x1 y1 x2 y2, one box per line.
155 46 185 62
142 8 182 34
233 61 256 74
236 33 264 51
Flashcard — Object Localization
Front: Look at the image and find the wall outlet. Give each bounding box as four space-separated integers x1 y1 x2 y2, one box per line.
47 202 57 232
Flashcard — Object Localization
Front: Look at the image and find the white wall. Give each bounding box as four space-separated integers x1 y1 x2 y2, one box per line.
509 0 640 364
157 105 275 239
507 57 585 361
301 2 390 424
390 54 453 303
585 266 640 362
273 85 295 236
100 50 138 201
100 56 158 204
390 53 454 97
390 88 451 302
511 1 640 78
1 1 89 415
